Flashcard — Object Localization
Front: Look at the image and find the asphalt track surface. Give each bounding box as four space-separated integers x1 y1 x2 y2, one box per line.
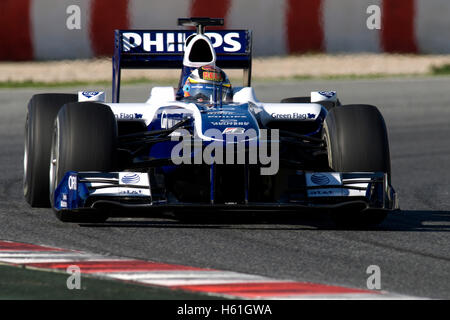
1 77 449 299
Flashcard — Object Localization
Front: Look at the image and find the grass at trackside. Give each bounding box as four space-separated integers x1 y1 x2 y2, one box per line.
0 264 220 300
0 78 176 89
0 80 112 89
430 63 450 75
1 71 449 89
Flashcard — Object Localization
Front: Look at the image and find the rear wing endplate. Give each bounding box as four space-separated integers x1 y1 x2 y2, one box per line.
112 29 252 102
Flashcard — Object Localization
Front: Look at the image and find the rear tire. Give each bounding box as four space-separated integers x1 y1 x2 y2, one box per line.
24 94 77 207
324 104 391 227
50 102 117 222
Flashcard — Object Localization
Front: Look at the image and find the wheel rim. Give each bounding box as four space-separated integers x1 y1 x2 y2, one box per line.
49 119 60 204
323 123 333 170
23 114 29 196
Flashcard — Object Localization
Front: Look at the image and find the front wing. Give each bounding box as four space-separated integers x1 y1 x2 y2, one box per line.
53 171 399 215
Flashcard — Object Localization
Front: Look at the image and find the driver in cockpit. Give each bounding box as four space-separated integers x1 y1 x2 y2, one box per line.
179 65 233 105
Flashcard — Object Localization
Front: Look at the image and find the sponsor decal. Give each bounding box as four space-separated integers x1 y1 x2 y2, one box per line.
116 113 143 119
161 111 184 129
222 127 245 134
60 200 67 208
306 172 342 187
310 173 330 185
121 173 140 185
308 189 340 197
208 115 247 119
318 91 336 98
202 71 222 82
190 84 210 89
78 91 105 102
208 107 236 112
119 189 143 195
207 111 235 115
68 175 77 190
211 121 250 126
270 113 316 120
81 91 100 99
122 31 244 53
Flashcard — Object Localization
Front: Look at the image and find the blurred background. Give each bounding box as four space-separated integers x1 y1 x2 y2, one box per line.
1 0 450 83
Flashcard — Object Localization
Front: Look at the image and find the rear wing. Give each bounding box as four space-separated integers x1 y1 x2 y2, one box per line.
112 29 252 102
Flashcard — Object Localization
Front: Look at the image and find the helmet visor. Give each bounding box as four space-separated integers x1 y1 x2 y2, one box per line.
184 82 232 103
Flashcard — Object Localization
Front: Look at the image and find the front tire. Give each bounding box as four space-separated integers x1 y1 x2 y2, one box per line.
24 94 77 207
50 102 117 222
324 104 391 227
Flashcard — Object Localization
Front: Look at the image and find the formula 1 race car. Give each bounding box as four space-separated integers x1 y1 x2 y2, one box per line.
24 17 398 226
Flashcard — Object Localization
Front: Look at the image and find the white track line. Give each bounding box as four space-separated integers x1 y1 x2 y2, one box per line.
101 270 278 286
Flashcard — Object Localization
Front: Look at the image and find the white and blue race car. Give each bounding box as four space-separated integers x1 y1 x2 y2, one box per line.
24 18 398 225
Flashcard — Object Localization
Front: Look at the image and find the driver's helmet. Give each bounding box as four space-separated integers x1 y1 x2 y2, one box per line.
182 65 232 104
